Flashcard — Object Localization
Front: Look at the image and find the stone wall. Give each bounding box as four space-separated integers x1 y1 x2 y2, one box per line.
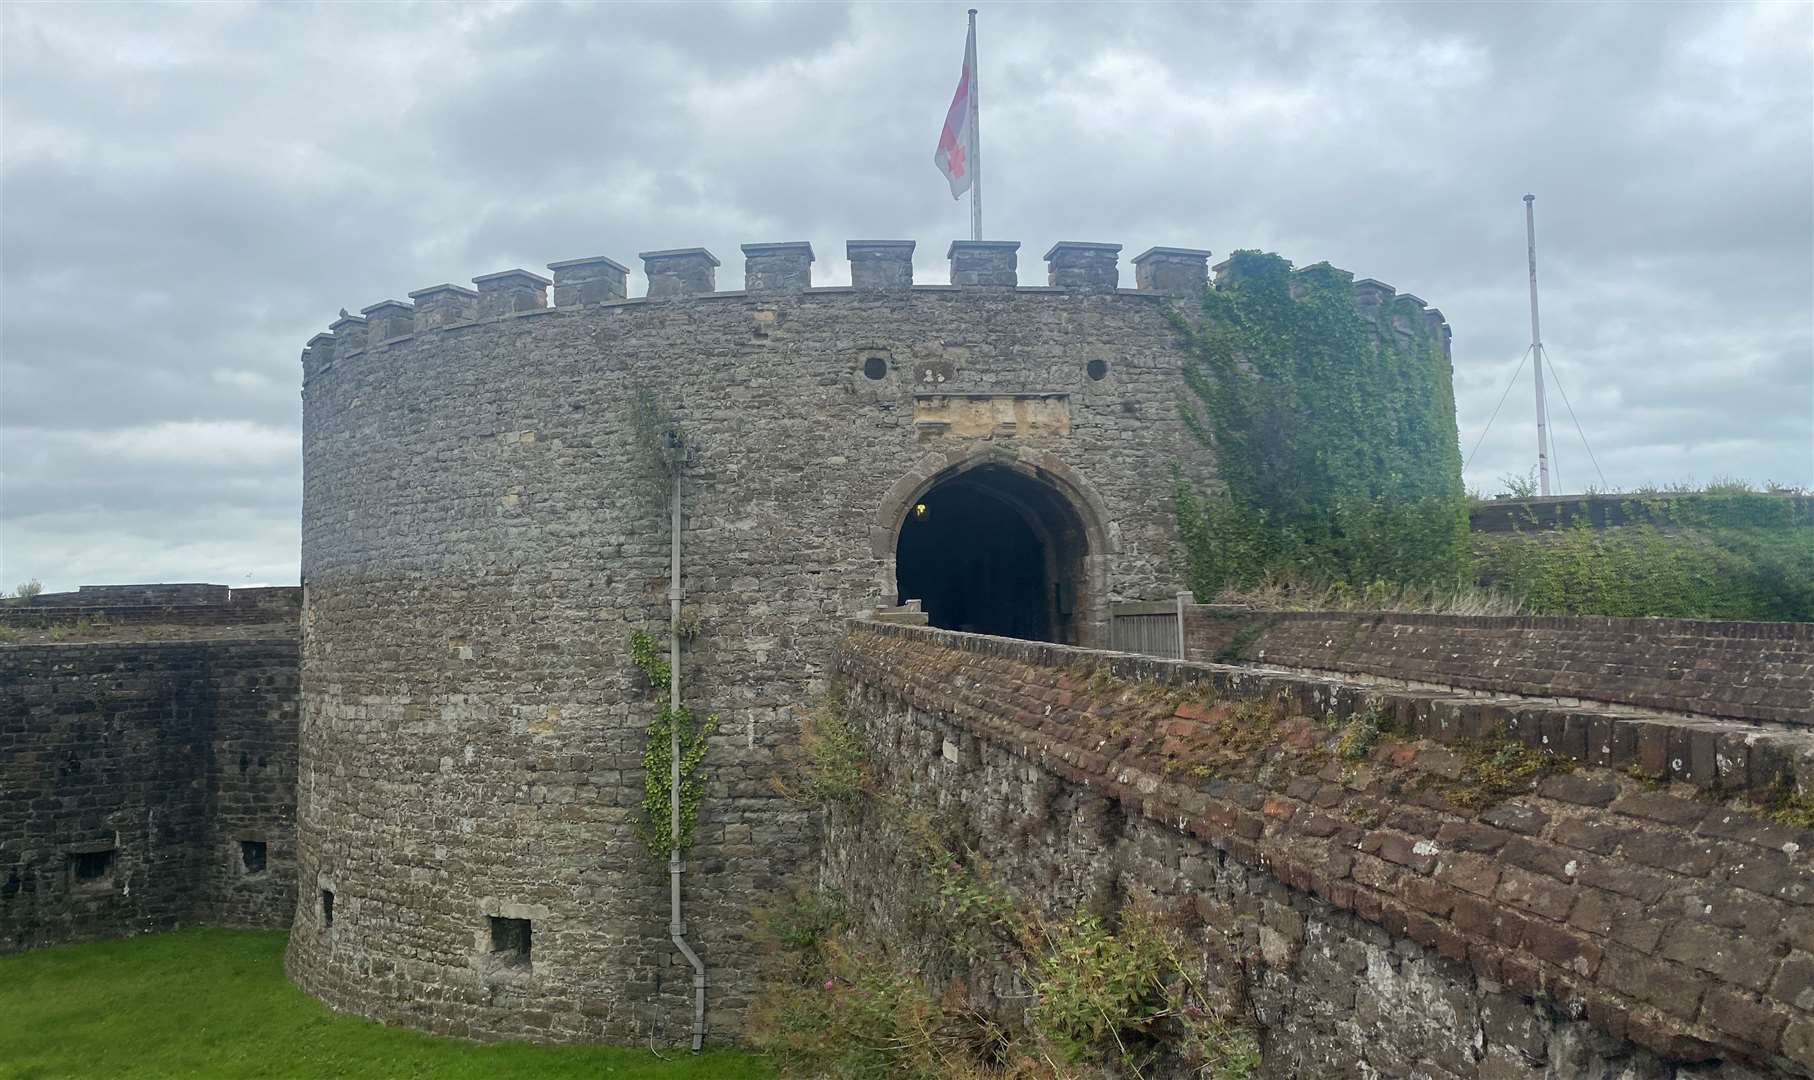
27 583 231 607
0 637 299 951
1469 493 1814 535
288 238 1458 1043
1184 607 1814 727
830 620 1814 1077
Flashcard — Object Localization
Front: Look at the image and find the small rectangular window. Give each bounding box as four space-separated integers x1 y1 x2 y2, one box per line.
240 840 267 874
488 916 531 967
69 849 115 886
321 889 335 929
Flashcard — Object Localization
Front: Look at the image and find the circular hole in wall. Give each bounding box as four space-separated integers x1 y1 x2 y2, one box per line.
1086 359 1109 381
863 356 888 380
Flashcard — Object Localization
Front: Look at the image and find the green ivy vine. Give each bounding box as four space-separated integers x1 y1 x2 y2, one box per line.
1169 250 1469 597
629 629 717 859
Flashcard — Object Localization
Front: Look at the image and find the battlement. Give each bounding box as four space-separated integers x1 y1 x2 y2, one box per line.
300 238 1452 378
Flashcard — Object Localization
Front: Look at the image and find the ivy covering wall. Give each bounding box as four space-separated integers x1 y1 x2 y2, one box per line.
1472 492 1814 621
1172 250 1468 597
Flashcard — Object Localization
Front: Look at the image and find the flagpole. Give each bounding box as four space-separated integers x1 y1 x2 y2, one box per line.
968 8 981 241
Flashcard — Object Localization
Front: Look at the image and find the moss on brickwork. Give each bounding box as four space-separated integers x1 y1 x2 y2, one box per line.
1438 737 1574 811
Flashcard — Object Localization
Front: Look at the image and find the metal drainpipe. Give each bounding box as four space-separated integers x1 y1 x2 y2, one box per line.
667 459 707 1051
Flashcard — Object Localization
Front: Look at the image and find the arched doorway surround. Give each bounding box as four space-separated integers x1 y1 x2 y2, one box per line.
873 447 1114 647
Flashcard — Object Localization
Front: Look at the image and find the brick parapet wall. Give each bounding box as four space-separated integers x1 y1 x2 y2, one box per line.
0 638 299 951
1468 493 1814 535
1184 606 1814 727
835 620 1814 1075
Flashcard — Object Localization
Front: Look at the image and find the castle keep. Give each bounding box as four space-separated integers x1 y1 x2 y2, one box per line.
10 233 1812 1076
286 238 1452 1041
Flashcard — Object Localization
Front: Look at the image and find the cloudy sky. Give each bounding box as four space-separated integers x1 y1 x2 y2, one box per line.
2 1 1809 592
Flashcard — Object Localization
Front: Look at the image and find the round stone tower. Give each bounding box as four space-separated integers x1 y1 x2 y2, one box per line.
284 237 1448 1042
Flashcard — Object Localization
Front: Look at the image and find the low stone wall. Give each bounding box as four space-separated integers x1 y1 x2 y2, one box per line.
831 620 1814 1077
1184 607 1813 727
0 638 300 951
1 586 301 630
27 583 231 607
1468 493 1814 535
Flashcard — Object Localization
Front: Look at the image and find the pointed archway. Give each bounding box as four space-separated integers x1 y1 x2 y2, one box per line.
875 449 1112 646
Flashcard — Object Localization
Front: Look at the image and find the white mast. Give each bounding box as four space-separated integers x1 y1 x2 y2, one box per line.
968 9 981 241
1524 194 1552 496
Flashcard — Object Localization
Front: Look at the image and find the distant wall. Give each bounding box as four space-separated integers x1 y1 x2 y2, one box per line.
1469 493 1814 535
0 637 299 951
1 587 301 631
27 583 231 607
1184 607 1813 727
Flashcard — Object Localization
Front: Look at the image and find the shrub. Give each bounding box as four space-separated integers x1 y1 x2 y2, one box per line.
776 685 869 807
1027 909 1259 1077
3 579 42 605
1472 491 1813 621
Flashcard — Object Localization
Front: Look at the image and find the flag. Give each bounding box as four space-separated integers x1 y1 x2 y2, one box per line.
934 21 976 199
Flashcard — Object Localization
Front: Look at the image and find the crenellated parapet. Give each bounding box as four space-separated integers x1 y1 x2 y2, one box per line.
409 284 478 329
1131 247 1211 297
473 269 550 317
847 240 915 290
300 236 1453 372
1043 242 1121 291
948 240 1020 286
641 248 719 298
741 242 814 294
547 257 628 306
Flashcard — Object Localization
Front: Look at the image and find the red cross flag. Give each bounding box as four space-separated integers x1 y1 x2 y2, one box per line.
935 12 981 221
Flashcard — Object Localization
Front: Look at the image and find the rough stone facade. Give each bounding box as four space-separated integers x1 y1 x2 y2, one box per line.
1183 607 1814 727
0 602 300 951
288 238 1457 1043
831 620 1814 1078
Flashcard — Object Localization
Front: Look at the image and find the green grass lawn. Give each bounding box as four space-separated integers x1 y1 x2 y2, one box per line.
0 928 775 1079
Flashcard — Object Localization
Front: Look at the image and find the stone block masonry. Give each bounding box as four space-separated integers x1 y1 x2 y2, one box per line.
831 620 1814 1077
0 636 299 951
290 235 1457 1043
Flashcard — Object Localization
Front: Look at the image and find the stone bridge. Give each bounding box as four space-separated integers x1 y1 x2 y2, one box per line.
826 619 1814 1078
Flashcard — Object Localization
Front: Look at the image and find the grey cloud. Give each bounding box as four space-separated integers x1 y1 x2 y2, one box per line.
1 0 1808 591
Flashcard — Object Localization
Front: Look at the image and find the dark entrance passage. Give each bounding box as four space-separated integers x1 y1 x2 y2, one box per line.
895 463 1089 644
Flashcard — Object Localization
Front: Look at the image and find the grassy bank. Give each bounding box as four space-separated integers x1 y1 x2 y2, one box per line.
0 928 772 1079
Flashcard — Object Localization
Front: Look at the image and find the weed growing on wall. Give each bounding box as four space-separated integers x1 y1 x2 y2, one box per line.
629 629 717 860
1029 910 1260 1077
749 809 1261 1079
628 386 685 511
1472 491 1814 621
1439 736 1574 811
1170 251 1468 595
774 685 870 807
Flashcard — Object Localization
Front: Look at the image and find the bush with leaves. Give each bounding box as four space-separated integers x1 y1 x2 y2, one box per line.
1472 490 1813 621
775 685 870 807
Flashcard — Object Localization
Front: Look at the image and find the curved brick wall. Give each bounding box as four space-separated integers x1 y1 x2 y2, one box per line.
291 240 1439 1040
834 620 1814 1077
1185 607 1814 726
